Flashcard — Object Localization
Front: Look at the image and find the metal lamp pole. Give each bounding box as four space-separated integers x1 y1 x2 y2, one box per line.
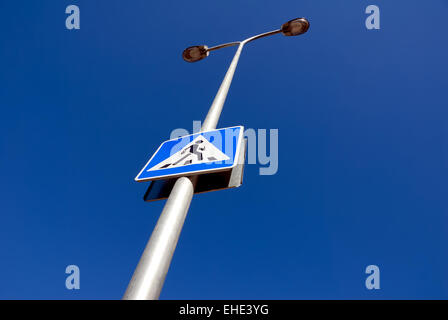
123 18 310 300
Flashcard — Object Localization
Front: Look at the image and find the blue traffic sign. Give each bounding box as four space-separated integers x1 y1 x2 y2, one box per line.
135 126 244 182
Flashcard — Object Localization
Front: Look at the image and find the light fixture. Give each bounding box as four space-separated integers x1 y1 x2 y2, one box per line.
182 45 209 63
281 18 310 36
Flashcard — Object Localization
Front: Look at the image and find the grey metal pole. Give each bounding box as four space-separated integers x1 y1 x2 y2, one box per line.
123 44 245 300
202 43 244 131
123 176 196 300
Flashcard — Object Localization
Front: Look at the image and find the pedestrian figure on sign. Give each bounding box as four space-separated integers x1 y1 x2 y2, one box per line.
178 140 206 165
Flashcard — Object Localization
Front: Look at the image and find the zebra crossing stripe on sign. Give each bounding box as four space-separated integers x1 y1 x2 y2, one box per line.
135 126 244 182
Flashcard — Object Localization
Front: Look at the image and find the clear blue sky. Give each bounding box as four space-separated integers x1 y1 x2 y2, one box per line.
0 1 447 299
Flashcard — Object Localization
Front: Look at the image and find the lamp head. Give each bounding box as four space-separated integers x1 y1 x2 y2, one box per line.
182 45 209 62
281 18 310 36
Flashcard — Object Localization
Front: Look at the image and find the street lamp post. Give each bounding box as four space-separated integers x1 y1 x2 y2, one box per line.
123 18 310 300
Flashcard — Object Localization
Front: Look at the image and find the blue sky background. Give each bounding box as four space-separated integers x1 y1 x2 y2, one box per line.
0 1 447 299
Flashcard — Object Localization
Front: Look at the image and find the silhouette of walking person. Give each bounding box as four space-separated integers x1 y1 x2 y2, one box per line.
174 140 205 165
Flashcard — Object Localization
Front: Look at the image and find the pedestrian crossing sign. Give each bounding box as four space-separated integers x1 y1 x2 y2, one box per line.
135 126 244 182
